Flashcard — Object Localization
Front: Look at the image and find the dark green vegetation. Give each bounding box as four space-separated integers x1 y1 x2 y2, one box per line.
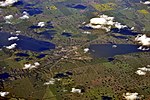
0 0 150 100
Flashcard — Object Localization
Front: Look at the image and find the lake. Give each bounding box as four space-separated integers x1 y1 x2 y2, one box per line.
89 44 149 58
66 4 87 10
0 73 10 80
0 32 55 52
111 28 139 36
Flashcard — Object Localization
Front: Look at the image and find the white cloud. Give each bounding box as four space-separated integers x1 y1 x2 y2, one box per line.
23 64 32 69
0 0 18 7
147 65 150 67
71 88 82 93
0 91 9 97
34 62 40 66
115 22 127 29
137 46 149 51
135 66 150 75
23 62 40 70
8 36 19 41
138 67 150 71
16 31 21 33
4 15 13 20
19 11 29 19
5 43 17 49
140 1 150 5
112 44 117 48
84 48 89 53
37 22 45 27
90 18 108 25
123 92 142 100
82 31 91 34
137 46 143 50
4 15 14 24
19 15 29 19
44 78 55 85
135 34 150 46
135 70 146 75
131 27 134 30
29 65 37 69
86 14 128 32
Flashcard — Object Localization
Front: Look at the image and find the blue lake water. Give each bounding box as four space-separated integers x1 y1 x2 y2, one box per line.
24 3 36 8
16 53 29 57
17 35 55 52
29 21 56 39
36 54 46 58
61 32 72 37
112 35 127 39
45 21 54 29
89 44 149 58
54 72 73 78
23 8 43 16
66 71 73 75
79 26 93 30
107 57 115 62
29 25 41 29
13 0 24 6
111 28 139 36
37 30 56 39
102 96 112 100
0 73 10 80
53 73 68 78
14 0 43 16
18 2 43 16
66 4 87 10
0 32 55 52
15 58 22 61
